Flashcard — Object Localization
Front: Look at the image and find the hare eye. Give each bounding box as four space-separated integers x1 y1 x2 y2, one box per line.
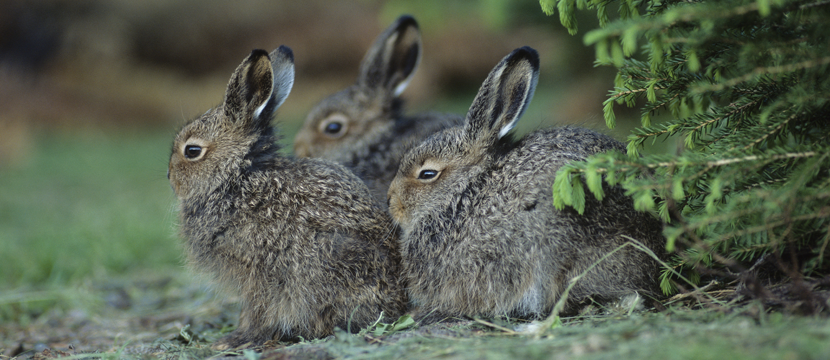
319 114 349 139
417 169 439 180
415 160 444 182
324 122 343 135
184 145 202 159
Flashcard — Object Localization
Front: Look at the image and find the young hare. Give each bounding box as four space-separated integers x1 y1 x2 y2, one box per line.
388 47 665 319
168 46 406 349
294 15 463 202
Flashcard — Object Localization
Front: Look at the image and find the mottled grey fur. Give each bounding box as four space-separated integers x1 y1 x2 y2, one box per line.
388 47 664 320
294 15 463 203
168 47 406 349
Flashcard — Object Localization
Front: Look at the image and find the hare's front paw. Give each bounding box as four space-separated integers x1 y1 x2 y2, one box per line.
408 306 460 325
211 330 258 351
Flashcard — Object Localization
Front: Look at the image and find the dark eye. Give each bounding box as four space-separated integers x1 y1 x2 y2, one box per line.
324 121 343 135
319 114 349 138
418 169 439 180
184 145 202 159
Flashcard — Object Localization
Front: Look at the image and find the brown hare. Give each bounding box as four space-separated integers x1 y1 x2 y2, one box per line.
294 15 463 203
168 46 406 349
387 46 665 320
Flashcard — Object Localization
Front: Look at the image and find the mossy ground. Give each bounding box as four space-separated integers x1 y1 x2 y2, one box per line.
3 274 829 360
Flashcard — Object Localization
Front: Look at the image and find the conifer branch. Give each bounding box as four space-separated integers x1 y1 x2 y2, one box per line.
694 56 830 92
691 99 758 135
610 86 664 99
546 0 830 295
738 111 797 151
799 0 830 9
705 151 816 167
713 208 830 248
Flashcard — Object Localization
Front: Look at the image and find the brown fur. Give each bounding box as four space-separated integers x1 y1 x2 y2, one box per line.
294 15 463 203
168 47 406 349
387 47 665 319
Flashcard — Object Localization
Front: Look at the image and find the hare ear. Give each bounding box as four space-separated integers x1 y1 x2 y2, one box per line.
267 45 295 112
357 15 421 97
223 47 294 129
465 46 539 145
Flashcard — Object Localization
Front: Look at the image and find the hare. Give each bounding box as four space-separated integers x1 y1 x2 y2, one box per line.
294 15 463 203
387 46 665 320
168 46 406 350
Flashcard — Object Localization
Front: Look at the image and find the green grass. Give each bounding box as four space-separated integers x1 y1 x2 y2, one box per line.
149 308 830 360
321 310 830 360
0 130 183 288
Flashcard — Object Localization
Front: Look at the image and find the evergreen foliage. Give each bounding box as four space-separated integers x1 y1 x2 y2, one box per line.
541 0 830 294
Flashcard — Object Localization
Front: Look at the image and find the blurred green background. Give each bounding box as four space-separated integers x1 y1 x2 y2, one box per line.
0 0 641 291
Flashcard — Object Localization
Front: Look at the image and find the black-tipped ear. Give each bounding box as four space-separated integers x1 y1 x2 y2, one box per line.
464 46 539 146
267 45 295 113
223 47 295 130
357 15 422 97
223 49 276 126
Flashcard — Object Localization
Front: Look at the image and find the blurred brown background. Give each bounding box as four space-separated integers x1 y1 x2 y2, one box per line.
0 0 621 165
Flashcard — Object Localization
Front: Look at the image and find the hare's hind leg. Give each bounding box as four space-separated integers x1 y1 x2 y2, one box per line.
211 303 279 350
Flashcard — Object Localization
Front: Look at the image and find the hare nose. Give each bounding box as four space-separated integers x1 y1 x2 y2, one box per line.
293 142 308 158
386 187 395 207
